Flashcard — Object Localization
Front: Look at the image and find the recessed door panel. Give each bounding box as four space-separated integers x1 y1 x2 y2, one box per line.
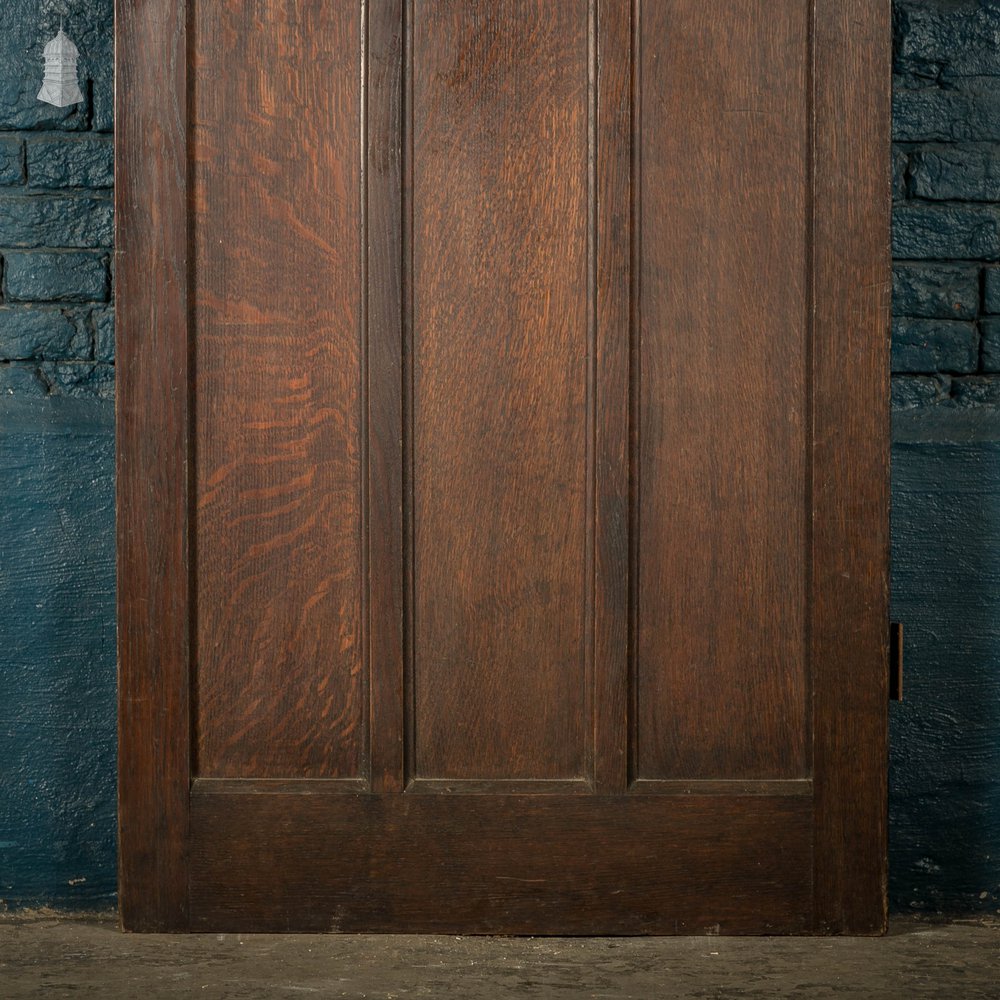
410 0 591 783
192 1 366 779
635 0 810 782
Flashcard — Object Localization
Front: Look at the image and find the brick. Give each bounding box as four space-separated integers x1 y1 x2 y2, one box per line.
0 0 113 133
4 252 109 303
893 204 1000 261
950 376 1000 407
893 264 980 321
0 81 87 133
891 375 952 410
910 144 1000 201
0 138 24 186
893 146 909 201
984 268 1000 314
26 137 114 190
91 85 114 134
0 360 114 399
891 318 979 374
895 0 1000 83
893 86 1000 142
983 267 1000 315
72 0 115 131
0 195 113 249
91 307 114 362
982 319 1000 372
0 307 89 360
39 361 115 399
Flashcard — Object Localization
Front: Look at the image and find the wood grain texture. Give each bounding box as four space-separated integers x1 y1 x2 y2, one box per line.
408 0 592 781
115 0 190 932
189 790 813 934
117 0 891 934
634 0 810 781
192 1 367 779
811 0 891 933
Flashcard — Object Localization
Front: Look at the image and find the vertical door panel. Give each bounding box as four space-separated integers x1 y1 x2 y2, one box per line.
409 0 592 782
192 2 366 779
635 0 811 781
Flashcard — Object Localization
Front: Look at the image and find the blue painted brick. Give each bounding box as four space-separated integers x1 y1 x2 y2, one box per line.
982 318 1000 373
0 81 86 134
0 0 112 134
910 144 1000 202
895 0 1000 82
891 375 952 411
92 307 113 363
0 138 23 186
893 264 980 320
985 268 1000 315
0 307 89 360
893 204 1000 260
0 362 114 399
67 1 115 133
893 146 909 201
892 318 979 374
893 86 1000 143
950 377 1000 407
39 362 115 399
26 137 114 190
4 252 108 303
0 196 113 249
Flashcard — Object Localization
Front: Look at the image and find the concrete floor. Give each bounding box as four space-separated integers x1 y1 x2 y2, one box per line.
1 915 998 999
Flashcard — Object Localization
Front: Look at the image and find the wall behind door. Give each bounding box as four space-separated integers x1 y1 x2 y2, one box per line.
0 0 997 914
890 0 1000 914
0 0 115 909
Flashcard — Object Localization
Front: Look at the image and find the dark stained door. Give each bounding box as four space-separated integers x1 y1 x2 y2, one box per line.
117 0 890 934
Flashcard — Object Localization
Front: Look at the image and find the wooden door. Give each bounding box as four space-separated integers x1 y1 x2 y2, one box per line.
117 0 890 934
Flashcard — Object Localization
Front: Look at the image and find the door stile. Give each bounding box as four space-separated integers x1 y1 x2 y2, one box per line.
116 0 192 931
810 0 891 933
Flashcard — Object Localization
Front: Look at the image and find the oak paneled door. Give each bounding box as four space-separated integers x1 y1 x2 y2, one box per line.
116 0 890 933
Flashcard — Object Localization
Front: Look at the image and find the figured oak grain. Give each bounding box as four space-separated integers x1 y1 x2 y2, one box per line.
409 0 592 781
192 1 367 779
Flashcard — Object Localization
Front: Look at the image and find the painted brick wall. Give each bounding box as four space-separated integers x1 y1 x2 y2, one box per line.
889 0 1000 915
0 0 113 398
0 0 116 910
2 0 999 914
893 0 1000 403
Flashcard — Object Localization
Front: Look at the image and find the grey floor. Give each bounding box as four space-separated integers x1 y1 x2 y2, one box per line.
1 914 998 999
